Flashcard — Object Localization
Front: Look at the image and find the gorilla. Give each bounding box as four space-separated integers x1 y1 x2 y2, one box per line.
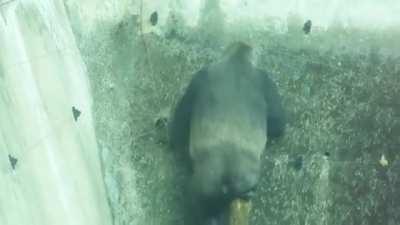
169 42 286 225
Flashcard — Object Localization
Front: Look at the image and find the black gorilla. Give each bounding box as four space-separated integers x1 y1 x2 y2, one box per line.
169 42 285 225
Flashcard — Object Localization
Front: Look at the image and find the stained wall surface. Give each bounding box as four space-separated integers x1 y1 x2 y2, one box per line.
66 1 400 225
0 1 112 225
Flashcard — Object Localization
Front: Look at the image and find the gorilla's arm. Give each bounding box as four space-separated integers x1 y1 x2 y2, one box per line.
168 69 208 150
260 71 286 138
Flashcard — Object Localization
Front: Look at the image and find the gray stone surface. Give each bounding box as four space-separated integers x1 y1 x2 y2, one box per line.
73 8 400 225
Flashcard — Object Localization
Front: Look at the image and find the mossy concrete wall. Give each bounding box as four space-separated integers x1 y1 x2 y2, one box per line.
66 1 400 225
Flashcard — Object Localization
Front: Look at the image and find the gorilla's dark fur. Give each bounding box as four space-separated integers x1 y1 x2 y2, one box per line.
169 42 285 225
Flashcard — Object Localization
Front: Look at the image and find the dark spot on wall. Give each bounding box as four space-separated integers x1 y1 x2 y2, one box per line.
72 106 81 122
303 20 312 34
150 11 158 26
293 155 303 171
8 154 18 170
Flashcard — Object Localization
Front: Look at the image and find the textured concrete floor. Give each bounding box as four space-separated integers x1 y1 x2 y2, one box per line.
75 13 400 225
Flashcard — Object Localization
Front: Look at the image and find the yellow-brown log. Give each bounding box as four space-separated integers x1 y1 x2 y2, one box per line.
229 199 252 225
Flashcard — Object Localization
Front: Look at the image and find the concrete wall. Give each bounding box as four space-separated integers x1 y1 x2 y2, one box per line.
63 0 400 225
0 1 112 225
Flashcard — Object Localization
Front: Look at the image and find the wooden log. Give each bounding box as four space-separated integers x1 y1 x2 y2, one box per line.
229 199 252 225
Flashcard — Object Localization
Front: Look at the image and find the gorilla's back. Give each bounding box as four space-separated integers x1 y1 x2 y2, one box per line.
189 59 268 158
